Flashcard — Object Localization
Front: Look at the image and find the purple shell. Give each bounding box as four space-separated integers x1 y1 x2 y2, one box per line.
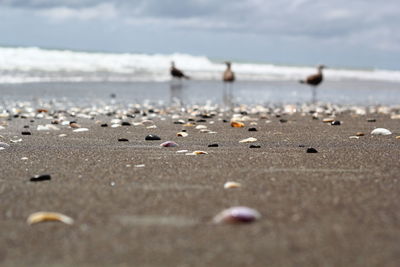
160 141 178 147
213 206 261 224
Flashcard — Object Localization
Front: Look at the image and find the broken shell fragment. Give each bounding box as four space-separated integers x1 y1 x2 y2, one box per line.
27 212 74 225
322 118 335 123
160 141 178 147
195 125 207 129
356 132 365 136
213 206 261 224
239 137 257 143
371 128 392 136
73 128 89 132
176 132 188 137
224 181 242 189
186 151 208 155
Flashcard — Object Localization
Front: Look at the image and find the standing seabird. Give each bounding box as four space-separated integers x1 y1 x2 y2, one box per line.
170 61 190 79
223 62 235 82
299 65 326 103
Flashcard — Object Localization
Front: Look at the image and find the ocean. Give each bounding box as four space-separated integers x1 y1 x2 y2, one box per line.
0 46 399 106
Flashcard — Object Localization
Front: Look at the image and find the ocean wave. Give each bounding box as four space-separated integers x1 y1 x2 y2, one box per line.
0 46 399 83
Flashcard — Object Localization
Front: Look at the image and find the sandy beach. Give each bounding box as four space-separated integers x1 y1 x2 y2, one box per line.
0 102 399 267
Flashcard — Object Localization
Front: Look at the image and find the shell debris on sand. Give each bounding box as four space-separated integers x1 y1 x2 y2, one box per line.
73 128 89 133
371 128 392 136
231 121 245 128
27 212 74 225
186 151 208 155
160 141 178 147
224 181 242 189
239 137 257 143
213 206 261 224
176 132 188 137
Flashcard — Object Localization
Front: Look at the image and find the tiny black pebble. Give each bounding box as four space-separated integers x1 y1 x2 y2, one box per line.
197 119 207 123
30 174 51 182
118 138 129 142
23 125 29 129
121 122 131 126
208 143 219 147
21 131 31 135
181 129 187 132
145 134 161 141
248 128 257 132
279 119 288 123
30 120 35 123
306 147 318 153
222 119 229 123
298 144 306 147
174 121 184 124
331 120 341 126
188 118 195 122
101 123 108 127
367 118 376 122
249 145 261 148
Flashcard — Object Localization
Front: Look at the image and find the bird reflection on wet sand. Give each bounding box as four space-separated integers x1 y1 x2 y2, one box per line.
169 81 184 106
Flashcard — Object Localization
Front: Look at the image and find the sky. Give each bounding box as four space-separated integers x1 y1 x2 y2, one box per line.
0 0 400 69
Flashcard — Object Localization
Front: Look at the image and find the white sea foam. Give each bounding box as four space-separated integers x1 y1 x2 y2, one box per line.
0 46 399 84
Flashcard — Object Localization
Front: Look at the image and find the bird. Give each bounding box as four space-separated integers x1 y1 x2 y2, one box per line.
299 65 326 103
299 65 325 86
170 61 190 79
223 62 235 82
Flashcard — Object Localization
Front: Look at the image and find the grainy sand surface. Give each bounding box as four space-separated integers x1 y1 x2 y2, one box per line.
0 109 400 267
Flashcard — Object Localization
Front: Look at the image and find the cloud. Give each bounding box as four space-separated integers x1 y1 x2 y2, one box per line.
2 0 400 52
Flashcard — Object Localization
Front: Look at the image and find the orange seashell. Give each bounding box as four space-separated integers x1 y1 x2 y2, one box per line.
231 121 245 128
27 212 74 225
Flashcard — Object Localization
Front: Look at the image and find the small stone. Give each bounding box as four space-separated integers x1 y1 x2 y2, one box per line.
249 145 261 148
69 122 81 128
174 120 185 124
101 123 108 127
306 147 318 153
21 131 32 135
224 181 241 189
145 134 161 141
279 119 288 123
160 141 178 147
21 157 28 160
118 138 129 142
356 132 365 136
231 121 245 128
367 118 376 122
239 137 257 143
331 120 341 126
23 125 30 128
197 119 207 123
213 206 261 224
248 128 257 132
121 122 131 126
371 128 392 136
298 144 306 147
30 174 51 182
208 144 219 147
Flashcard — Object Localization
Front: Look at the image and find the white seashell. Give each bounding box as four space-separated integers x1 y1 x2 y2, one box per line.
135 164 145 168
146 125 157 129
371 128 392 136
176 150 189 153
0 126 5 130
213 206 261 224
73 128 89 132
21 157 29 160
195 125 207 129
111 119 122 124
177 132 188 137
111 124 120 128
200 129 211 133
59 134 67 137
224 181 242 189
349 136 360 139
186 151 208 155
61 121 70 126
239 137 257 143
27 212 74 225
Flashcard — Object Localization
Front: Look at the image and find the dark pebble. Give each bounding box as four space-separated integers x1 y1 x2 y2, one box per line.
279 119 288 123
127 114 135 118
188 118 195 122
118 138 129 142
331 120 341 126
306 147 318 153
367 118 376 122
145 134 161 141
101 124 108 127
121 122 131 126
208 144 219 147
223 119 229 123
298 144 306 147
110 93 116 98
201 114 213 119
23 125 29 129
174 121 184 124
21 131 31 135
248 128 257 132
30 174 51 182
181 129 187 132
197 119 207 123
249 145 261 148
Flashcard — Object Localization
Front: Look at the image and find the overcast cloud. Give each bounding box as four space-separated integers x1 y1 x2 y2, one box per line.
1 0 399 68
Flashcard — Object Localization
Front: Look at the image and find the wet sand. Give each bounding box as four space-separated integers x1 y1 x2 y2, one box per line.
0 105 400 267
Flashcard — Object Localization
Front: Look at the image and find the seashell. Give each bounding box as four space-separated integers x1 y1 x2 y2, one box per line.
195 125 207 129
183 123 195 127
213 206 261 224
30 174 51 182
160 141 178 147
0 142 10 149
176 150 189 153
69 122 81 128
59 134 67 137
0 126 5 130
176 132 188 137
73 128 89 132
322 118 335 123
145 134 161 141
390 114 400 120
27 212 74 225
200 129 211 133
111 119 122 124
186 151 208 155
146 125 157 129
250 122 258 126
21 157 28 160
231 121 245 128
356 132 365 136
224 181 241 189
349 136 359 139
10 138 23 143
371 128 392 136
239 137 257 143
396 136 400 139
135 164 145 168
111 124 121 128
